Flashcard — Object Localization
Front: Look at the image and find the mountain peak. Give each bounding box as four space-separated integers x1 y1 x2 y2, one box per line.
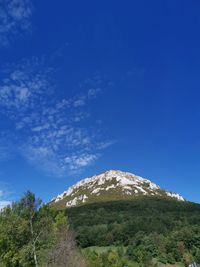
51 170 184 208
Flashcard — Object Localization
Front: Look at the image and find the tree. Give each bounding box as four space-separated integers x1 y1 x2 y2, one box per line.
20 191 42 267
0 205 30 266
0 191 56 267
45 212 86 267
183 252 194 266
176 241 185 261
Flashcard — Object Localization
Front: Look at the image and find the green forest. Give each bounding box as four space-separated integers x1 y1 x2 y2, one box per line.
0 193 200 267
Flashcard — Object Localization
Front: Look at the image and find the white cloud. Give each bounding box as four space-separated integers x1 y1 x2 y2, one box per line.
73 96 86 107
88 88 101 99
31 123 50 132
64 153 98 171
0 0 33 45
0 200 11 211
97 140 117 150
0 187 12 211
8 0 32 20
0 59 49 113
0 58 115 175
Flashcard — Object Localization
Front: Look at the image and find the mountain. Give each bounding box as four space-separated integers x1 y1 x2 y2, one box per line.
67 198 200 248
50 170 184 209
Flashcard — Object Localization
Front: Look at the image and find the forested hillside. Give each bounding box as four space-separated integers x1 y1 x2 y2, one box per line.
66 197 200 266
0 193 200 266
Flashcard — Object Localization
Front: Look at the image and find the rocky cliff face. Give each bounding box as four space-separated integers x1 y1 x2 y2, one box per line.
51 170 184 208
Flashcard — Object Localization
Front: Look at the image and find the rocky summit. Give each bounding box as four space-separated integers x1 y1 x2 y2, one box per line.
50 170 184 208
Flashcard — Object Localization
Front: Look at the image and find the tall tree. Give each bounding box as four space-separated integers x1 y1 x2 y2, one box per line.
20 191 42 267
45 212 86 267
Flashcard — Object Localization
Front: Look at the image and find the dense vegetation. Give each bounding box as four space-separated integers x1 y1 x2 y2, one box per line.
66 197 200 266
0 191 86 267
0 193 200 266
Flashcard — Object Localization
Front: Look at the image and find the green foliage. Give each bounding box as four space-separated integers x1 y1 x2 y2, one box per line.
0 191 87 267
84 246 152 267
1 194 200 266
67 197 200 266
0 192 60 266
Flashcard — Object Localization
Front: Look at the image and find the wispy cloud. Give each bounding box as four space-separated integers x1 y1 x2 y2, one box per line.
97 140 117 150
0 0 33 46
0 58 114 176
0 201 11 211
0 187 11 211
64 153 98 171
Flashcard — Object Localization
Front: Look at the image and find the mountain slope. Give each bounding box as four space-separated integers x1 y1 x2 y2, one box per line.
66 197 200 247
50 170 184 209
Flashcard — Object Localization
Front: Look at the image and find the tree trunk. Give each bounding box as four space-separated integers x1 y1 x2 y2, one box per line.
30 217 39 267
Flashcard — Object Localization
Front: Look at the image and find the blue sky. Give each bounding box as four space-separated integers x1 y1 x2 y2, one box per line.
0 0 200 207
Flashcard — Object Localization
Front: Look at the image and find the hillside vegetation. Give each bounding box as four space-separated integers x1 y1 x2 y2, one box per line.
66 197 200 266
0 193 200 267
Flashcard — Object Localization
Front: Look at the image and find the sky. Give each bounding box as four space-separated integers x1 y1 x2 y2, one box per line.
0 0 200 207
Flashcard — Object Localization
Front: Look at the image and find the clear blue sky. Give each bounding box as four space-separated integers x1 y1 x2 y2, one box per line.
0 0 200 206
